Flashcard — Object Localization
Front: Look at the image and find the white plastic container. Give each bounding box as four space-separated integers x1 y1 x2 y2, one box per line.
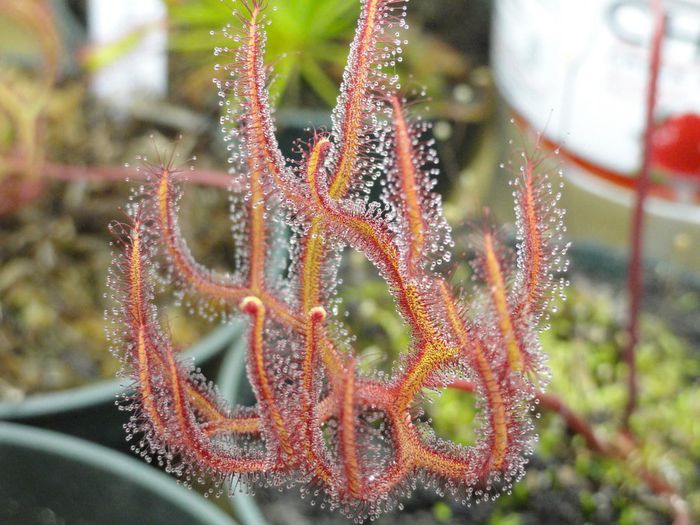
87 0 167 112
491 0 700 271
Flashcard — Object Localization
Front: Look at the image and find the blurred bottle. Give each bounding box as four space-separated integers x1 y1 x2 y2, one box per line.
491 0 700 272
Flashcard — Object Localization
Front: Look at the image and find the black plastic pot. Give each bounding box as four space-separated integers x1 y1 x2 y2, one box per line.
0 323 242 449
0 422 238 525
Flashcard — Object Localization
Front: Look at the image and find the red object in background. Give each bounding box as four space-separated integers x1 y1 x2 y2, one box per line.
651 113 700 179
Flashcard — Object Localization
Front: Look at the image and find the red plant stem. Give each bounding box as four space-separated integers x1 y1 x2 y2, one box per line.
6 157 237 189
622 0 665 432
536 392 607 454
447 380 606 454
447 380 690 525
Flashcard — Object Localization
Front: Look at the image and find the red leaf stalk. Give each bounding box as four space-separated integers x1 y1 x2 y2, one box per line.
623 0 666 431
447 380 690 525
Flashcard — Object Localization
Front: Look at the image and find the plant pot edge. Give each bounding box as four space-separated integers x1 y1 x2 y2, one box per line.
217 334 269 525
0 322 243 420
0 421 238 525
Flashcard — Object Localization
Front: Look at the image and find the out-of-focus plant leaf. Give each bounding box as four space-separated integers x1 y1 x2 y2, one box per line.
82 23 157 72
166 0 357 107
165 0 483 116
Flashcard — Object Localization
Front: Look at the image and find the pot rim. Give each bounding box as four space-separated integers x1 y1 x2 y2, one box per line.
0 421 238 525
217 333 268 525
0 322 242 420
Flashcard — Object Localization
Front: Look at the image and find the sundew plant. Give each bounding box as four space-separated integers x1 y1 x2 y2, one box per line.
106 0 567 521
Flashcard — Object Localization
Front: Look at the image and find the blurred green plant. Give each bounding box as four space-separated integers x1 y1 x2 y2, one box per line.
166 0 359 107
541 282 700 520
0 0 60 215
166 0 479 116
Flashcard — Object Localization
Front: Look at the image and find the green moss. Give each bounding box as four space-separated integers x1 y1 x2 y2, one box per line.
432 501 453 523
